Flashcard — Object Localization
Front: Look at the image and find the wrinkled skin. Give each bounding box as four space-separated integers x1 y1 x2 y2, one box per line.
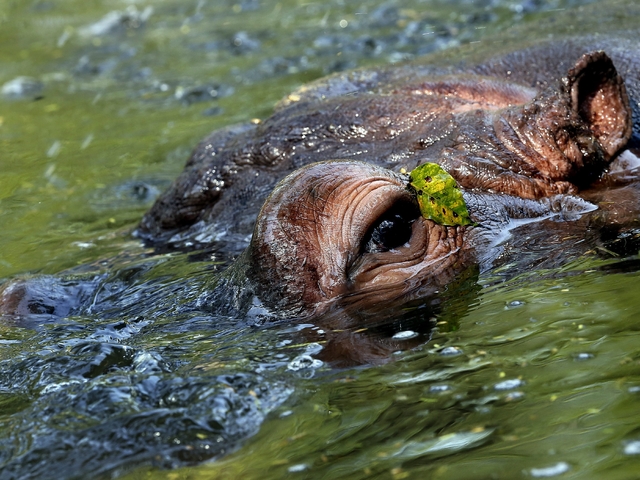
3 35 640 365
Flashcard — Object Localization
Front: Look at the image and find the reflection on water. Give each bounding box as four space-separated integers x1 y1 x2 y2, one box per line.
2 0 640 479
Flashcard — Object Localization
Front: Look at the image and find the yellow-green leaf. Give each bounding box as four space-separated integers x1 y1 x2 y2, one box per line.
408 163 474 226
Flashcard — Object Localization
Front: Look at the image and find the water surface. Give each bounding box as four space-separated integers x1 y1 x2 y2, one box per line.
2 0 640 479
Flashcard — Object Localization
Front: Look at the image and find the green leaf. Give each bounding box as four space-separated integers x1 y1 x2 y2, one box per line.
408 163 474 226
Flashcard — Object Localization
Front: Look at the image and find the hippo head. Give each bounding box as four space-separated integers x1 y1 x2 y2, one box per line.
246 51 633 317
248 161 476 317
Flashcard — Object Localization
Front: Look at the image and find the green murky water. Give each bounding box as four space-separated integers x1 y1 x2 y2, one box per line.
2 0 640 479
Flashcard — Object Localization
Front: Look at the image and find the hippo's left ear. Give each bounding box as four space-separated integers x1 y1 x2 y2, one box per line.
564 51 632 158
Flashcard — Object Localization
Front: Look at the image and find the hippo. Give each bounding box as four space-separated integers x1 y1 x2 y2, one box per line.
2 30 640 479
130 35 640 320
2 35 640 363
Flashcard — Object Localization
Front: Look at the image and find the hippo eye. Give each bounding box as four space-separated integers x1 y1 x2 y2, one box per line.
362 200 420 254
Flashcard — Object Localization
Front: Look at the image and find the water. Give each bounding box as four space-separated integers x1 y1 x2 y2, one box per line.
2 0 640 479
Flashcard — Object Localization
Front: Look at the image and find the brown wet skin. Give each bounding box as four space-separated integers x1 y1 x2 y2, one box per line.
135 37 638 318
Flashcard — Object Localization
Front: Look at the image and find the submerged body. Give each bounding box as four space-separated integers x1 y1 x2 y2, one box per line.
2 34 640 346
135 35 640 316
4 1 640 477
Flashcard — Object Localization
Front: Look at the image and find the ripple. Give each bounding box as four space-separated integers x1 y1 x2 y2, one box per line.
392 330 419 340
624 440 640 455
439 346 463 356
287 354 323 371
429 384 451 392
530 462 571 477
573 353 594 361
387 429 494 459
288 464 308 473
494 378 523 390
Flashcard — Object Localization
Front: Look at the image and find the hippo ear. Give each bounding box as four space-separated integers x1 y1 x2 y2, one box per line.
565 51 632 158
